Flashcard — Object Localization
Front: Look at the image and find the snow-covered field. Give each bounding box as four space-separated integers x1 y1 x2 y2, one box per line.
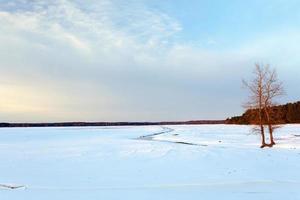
0 125 300 200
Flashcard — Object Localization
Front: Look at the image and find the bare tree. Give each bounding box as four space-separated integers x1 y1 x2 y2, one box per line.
243 64 268 148
262 66 284 146
243 64 284 148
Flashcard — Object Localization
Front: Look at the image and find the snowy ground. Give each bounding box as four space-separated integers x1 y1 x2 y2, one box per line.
0 125 299 200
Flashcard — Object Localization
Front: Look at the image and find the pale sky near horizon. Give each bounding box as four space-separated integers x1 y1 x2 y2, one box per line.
0 0 300 122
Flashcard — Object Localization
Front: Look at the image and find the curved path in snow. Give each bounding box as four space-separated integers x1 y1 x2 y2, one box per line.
138 126 175 140
0 184 25 190
138 126 207 146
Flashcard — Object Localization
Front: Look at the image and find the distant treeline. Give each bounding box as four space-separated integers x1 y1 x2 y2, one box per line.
226 101 300 124
0 120 225 128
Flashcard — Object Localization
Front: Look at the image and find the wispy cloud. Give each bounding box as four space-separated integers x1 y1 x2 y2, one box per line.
0 0 299 122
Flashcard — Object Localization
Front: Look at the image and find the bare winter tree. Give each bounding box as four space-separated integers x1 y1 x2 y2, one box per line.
243 64 268 148
243 64 284 148
262 66 285 146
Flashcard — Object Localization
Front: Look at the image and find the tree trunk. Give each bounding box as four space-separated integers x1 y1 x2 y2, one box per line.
269 130 275 145
258 108 267 148
258 84 267 148
263 106 276 146
260 123 267 148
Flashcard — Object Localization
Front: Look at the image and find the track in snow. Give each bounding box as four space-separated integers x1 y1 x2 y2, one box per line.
138 126 174 140
0 184 25 190
137 126 207 147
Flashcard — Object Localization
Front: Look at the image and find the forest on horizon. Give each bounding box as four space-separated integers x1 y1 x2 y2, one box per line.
227 101 300 124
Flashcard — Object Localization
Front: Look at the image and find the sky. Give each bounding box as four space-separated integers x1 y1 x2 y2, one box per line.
0 0 300 122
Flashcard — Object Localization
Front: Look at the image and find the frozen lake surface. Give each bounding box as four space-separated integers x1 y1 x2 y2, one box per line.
0 125 300 200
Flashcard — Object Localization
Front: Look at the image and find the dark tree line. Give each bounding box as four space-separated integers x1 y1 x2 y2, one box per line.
0 120 225 128
226 101 300 125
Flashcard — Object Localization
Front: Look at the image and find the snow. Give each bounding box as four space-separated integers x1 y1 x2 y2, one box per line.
0 125 299 200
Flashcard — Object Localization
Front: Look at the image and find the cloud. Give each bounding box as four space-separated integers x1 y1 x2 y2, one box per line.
0 0 299 122
0 0 186 121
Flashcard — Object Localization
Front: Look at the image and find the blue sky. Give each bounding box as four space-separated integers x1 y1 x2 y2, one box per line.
0 0 299 122
147 1 295 40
